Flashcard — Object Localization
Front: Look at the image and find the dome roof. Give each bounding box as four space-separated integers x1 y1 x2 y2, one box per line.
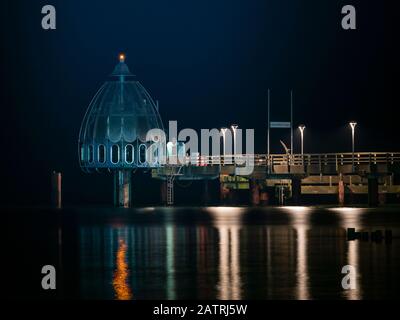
80 81 163 144
78 55 164 171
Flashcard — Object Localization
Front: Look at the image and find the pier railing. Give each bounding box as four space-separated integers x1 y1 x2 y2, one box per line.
167 152 400 168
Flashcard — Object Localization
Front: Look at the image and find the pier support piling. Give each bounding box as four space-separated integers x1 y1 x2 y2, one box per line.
338 179 345 206
368 177 379 207
203 180 210 205
114 170 132 208
291 178 301 205
249 179 260 206
260 191 269 206
219 177 230 204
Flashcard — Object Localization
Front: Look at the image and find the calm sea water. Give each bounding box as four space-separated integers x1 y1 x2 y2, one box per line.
7 206 400 299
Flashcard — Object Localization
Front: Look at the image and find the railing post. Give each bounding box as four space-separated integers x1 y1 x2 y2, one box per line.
335 154 338 173
318 154 321 174
270 155 273 173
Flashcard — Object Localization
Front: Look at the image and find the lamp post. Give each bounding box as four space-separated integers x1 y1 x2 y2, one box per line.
231 124 238 158
349 121 357 171
221 127 228 164
231 124 239 190
298 125 306 155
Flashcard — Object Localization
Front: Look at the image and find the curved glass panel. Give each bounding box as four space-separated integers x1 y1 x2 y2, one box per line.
79 81 163 145
98 145 106 163
125 144 134 164
139 144 147 164
80 143 85 162
111 145 120 164
88 145 94 163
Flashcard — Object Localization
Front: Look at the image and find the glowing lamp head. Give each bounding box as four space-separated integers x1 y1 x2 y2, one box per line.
298 124 306 132
349 121 357 130
231 124 238 131
221 127 228 138
119 53 125 63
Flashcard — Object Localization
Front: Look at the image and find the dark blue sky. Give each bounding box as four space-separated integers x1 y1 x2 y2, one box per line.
1 0 397 204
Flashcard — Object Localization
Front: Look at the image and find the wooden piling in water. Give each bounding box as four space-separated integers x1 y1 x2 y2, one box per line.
51 171 62 209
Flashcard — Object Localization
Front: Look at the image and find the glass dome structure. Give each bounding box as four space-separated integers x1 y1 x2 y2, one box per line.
78 54 164 173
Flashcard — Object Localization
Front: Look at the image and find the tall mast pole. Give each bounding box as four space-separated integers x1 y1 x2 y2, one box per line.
290 90 293 155
267 89 270 155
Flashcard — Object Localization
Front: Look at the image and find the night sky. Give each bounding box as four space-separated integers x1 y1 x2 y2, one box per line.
1 0 398 205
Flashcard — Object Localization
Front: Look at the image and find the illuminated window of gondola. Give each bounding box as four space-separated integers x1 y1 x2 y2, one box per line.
88 145 94 163
98 144 106 163
125 144 134 164
139 144 147 164
80 143 85 161
111 145 120 164
151 147 159 165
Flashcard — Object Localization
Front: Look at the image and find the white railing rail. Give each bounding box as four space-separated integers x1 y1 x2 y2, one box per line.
163 152 400 167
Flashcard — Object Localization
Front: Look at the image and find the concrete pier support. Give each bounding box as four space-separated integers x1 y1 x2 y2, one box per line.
114 170 132 208
291 178 301 205
51 171 62 208
249 179 260 206
368 177 379 207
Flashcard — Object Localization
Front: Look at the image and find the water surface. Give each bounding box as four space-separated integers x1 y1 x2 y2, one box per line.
7 206 400 299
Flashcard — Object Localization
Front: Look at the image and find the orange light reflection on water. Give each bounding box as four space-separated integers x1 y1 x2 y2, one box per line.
113 239 132 300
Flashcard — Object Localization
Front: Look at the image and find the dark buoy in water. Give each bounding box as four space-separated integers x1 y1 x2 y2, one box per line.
347 228 393 244
347 228 356 241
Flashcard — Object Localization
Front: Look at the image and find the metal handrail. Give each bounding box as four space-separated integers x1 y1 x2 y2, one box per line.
162 152 400 167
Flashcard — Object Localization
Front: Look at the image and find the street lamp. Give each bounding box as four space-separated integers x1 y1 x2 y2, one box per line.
231 124 238 158
349 121 357 171
221 127 228 162
298 124 306 155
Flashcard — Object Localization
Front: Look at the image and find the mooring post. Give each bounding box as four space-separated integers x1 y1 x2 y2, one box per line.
51 171 62 209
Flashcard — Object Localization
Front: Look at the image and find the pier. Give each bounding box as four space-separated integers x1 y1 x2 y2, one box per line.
151 152 400 206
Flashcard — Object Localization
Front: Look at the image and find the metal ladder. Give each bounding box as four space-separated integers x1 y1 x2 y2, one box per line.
166 176 174 205
166 165 184 206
